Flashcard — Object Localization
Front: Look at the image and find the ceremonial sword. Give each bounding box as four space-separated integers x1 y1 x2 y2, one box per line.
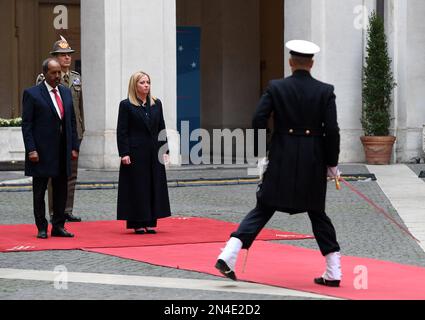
333 176 420 243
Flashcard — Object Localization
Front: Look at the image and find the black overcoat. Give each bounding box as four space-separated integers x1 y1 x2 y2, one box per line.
116 98 171 222
255 70 340 214
21 82 79 178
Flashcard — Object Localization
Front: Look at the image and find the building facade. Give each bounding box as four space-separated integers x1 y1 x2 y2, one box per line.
1 0 424 167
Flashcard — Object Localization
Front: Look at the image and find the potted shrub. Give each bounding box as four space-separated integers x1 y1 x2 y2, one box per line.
360 11 397 165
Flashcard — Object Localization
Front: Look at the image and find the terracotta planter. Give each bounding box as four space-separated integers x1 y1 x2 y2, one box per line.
360 136 396 165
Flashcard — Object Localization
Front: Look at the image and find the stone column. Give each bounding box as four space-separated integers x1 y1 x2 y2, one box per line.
80 0 177 169
386 0 425 161
284 0 375 163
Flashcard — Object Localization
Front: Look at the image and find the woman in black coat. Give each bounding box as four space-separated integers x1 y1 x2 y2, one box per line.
116 71 171 234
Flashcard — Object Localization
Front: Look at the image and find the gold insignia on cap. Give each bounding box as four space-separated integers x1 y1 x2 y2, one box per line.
50 35 75 54
58 41 69 49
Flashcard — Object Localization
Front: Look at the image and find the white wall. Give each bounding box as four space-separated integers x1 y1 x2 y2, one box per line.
80 0 177 169
387 0 425 161
79 0 425 167
285 0 425 163
285 0 376 163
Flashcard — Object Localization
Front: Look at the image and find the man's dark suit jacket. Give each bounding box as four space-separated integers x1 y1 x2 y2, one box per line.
21 82 79 178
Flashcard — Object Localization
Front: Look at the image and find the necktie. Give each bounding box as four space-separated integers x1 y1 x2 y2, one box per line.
63 74 69 86
52 88 64 119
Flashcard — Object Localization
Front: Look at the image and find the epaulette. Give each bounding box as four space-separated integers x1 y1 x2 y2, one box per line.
70 70 80 76
35 73 45 85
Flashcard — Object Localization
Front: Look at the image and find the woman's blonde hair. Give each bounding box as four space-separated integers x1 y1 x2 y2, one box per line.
128 71 156 106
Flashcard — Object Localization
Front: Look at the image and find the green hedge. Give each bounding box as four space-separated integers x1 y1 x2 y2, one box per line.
0 118 22 127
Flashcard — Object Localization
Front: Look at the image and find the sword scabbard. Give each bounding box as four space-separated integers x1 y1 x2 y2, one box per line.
335 177 341 190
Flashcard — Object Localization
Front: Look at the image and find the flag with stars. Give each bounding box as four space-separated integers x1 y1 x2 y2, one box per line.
177 27 201 163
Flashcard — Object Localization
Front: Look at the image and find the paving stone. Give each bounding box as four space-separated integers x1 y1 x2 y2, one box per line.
1 164 424 300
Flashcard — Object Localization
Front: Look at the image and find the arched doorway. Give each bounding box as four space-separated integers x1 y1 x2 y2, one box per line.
176 0 284 162
1 0 283 130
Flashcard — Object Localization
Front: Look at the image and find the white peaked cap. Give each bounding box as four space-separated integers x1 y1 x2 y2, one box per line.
285 40 320 56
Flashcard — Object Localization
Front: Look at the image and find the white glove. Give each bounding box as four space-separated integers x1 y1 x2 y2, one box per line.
163 154 170 168
257 157 269 178
327 166 341 178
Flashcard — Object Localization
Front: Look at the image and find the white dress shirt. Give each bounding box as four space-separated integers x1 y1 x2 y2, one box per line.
44 81 63 119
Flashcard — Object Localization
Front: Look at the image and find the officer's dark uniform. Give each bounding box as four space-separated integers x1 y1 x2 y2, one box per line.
231 69 341 257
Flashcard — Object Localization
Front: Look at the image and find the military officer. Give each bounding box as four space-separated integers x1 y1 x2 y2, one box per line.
215 40 342 287
36 36 84 222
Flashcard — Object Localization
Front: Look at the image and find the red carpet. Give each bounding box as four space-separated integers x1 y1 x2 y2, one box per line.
86 241 425 300
0 217 313 252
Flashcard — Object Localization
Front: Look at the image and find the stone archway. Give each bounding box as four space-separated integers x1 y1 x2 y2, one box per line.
176 0 284 164
176 0 284 133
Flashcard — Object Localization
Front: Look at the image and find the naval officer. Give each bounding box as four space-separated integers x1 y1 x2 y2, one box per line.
215 40 342 287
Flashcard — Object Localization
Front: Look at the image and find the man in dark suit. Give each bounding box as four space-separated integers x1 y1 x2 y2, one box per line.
36 36 84 223
215 40 342 287
22 58 79 239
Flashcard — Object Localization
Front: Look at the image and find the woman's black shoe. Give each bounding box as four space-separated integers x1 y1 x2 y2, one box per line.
37 230 48 239
144 228 156 234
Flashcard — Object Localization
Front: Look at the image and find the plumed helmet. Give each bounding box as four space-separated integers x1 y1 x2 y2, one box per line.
50 35 75 55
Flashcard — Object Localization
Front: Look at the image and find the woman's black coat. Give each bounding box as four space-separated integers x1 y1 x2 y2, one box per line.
255 70 340 214
116 98 171 222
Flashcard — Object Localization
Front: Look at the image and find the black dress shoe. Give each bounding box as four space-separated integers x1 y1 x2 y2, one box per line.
215 259 237 281
65 213 82 222
144 228 156 234
51 227 74 238
314 277 340 287
134 228 157 234
37 230 48 239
